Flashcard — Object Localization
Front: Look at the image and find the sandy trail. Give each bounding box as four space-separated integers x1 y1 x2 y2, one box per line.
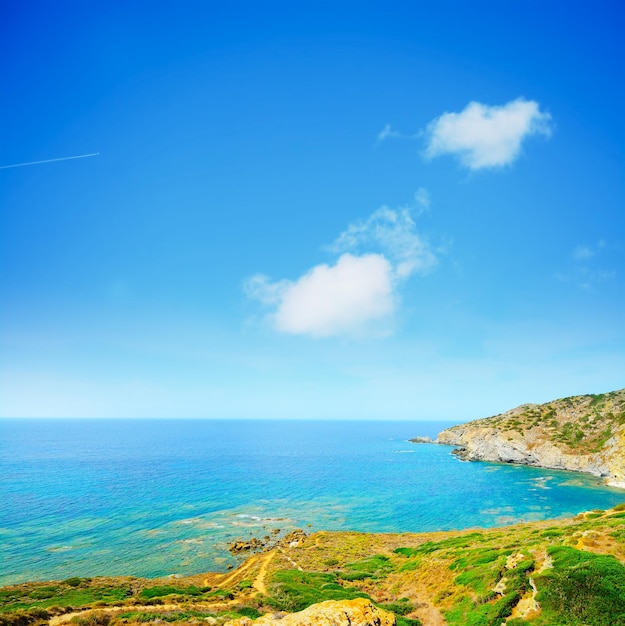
211 554 259 589
49 604 187 626
252 550 276 595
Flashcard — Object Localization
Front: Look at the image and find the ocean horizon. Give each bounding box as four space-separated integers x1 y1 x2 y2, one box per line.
2 418 624 586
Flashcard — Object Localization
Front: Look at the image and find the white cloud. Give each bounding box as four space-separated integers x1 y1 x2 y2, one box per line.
331 201 437 278
424 98 552 169
246 195 439 338
246 254 395 339
271 254 395 337
573 240 606 261
414 187 431 212
377 124 401 141
556 240 613 289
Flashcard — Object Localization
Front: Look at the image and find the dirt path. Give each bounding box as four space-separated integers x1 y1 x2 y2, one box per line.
49 603 184 626
211 555 259 589
508 549 551 622
252 550 276 595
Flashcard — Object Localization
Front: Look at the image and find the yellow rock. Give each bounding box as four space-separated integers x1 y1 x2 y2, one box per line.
224 598 396 626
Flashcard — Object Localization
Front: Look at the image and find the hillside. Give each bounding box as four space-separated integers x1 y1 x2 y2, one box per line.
3 506 625 626
436 389 625 487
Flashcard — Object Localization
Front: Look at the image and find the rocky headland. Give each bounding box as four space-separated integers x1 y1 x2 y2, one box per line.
433 388 625 488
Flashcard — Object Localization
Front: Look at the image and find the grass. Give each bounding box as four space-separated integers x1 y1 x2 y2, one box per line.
532 546 625 625
265 570 369 612
2 503 625 625
0 583 131 613
452 388 625 454
137 586 203 600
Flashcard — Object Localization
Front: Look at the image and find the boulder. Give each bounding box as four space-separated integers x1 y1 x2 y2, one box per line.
224 598 395 626
228 538 265 554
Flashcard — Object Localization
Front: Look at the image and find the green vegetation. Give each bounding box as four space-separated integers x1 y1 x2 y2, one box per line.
531 546 625 625
340 554 393 580
460 388 625 454
0 582 130 614
2 503 625 625
266 570 369 612
138 586 203 600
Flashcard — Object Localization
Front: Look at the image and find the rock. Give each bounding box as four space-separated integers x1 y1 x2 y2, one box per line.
434 389 625 487
228 538 265 554
278 530 307 548
409 436 434 443
224 598 395 626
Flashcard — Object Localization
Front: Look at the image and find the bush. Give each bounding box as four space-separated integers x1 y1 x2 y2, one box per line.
535 546 625 625
378 599 414 615
138 586 202 600
266 570 369 612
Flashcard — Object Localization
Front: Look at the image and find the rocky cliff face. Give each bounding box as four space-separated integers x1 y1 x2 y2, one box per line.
224 598 395 626
436 389 625 488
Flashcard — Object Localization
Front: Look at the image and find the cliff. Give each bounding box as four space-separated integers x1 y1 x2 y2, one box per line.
436 388 625 487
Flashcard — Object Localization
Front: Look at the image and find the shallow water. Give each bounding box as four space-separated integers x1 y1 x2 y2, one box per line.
1 418 624 585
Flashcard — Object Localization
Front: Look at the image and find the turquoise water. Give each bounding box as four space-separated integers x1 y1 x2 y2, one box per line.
2 418 624 585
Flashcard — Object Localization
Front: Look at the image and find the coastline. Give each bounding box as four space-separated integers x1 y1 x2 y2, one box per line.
413 388 625 491
3 505 625 626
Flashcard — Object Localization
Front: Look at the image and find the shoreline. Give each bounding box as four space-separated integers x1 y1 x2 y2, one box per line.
3 505 625 626
411 436 625 490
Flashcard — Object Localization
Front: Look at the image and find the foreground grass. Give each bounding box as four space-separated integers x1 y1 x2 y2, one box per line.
3 505 625 625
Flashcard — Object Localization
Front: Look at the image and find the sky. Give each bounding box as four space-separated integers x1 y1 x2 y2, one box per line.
1 1 623 420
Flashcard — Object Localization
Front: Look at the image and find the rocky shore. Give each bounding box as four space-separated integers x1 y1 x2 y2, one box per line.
428 389 625 488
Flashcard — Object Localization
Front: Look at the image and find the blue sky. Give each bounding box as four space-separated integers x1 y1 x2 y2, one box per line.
1 1 623 419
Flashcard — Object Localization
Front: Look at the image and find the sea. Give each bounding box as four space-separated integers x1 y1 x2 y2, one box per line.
2 418 624 586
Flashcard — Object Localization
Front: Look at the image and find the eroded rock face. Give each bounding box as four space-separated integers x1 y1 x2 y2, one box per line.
435 390 625 487
224 598 395 626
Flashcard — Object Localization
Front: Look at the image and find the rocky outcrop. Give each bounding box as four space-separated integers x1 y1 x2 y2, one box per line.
229 538 265 554
434 389 625 488
229 530 308 555
277 529 307 548
224 598 395 626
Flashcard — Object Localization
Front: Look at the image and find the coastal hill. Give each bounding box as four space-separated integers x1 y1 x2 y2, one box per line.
436 389 625 488
3 505 625 626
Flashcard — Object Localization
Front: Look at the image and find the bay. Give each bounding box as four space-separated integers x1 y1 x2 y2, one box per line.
1 418 624 585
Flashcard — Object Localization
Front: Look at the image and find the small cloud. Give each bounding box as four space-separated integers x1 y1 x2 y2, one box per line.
424 98 552 170
573 245 594 260
414 187 431 213
377 124 401 141
557 240 615 290
243 274 290 305
573 240 606 261
331 196 437 278
246 254 394 338
246 195 440 338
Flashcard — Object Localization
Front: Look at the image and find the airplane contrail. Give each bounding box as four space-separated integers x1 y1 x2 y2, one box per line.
0 152 100 170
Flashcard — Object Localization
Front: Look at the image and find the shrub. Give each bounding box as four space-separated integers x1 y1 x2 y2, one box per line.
378 599 414 615
535 546 625 625
138 586 202 600
266 570 369 612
